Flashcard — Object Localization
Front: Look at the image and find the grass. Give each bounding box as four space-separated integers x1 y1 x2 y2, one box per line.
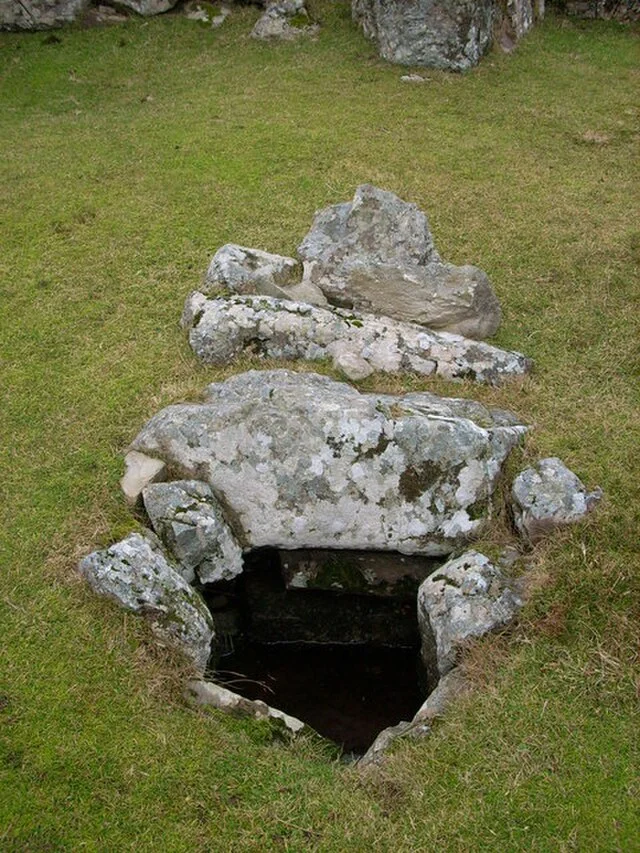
1 5 638 849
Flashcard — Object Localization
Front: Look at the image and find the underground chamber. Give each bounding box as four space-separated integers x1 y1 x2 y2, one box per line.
201 547 443 754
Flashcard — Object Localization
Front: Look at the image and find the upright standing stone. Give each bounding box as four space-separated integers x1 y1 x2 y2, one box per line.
352 0 495 71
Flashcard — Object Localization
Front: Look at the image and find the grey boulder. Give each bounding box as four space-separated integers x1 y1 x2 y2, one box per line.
116 0 177 15
0 0 89 30
79 532 215 673
251 0 317 40
298 185 501 340
142 479 244 585
128 370 527 556
352 0 495 71
511 457 602 543
418 550 522 679
182 292 531 385
202 243 326 306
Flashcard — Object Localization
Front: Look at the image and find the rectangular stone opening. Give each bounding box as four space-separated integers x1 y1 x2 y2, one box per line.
202 547 443 754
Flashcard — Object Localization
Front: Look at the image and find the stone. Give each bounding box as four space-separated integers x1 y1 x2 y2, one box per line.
202 243 326 306
142 479 244 585
183 1 230 25
352 0 495 72
280 549 442 597
412 666 470 721
120 450 166 506
79 532 214 673
0 0 89 30
400 74 429 83
511 457 603 543
505 0 534 39
251 0 317 41
115 0 177 15
128 369 527 556
182 293 531 385
417 550 522 679
186 679 305 734
297 185 501 339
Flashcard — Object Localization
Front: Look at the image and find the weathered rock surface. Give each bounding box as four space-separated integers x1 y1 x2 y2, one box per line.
251 0 317 40
183 292 531 385
506 0 534 38
0 0 89 30
202 243 326 306
120 450 166 506
352 0 495 71
511 457 602 543
298 185 501 339
78 532 214 672
128 370 527 556
417 550 522 679
186 679 305 734
142 480 244 585
116 0 177 15
280 548 441 597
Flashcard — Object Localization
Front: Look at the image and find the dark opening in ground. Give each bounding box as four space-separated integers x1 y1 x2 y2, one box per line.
203 547 441 754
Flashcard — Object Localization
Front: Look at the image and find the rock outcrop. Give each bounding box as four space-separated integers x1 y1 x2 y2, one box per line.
128 369 527 556
298 185 501 339
417 550 522 679
79 532 214 672
511 457 602 543
182 292 531 384
143 480 244 585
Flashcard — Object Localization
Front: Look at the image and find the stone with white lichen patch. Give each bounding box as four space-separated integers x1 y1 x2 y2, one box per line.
143 479 244 585
511 457 602 543
417 550 522 679
78 532 214 673
182 292 531 385
128 370 527 556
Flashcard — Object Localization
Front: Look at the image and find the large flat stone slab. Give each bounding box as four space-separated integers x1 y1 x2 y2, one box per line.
128 370 527 556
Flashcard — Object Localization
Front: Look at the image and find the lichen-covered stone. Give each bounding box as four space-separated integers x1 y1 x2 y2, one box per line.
352 0 495 71
298 185 501 339
128 370 527 556
251 0 317 40
182 292 531 385
202 244 326 306
511 457 602 543
79 532 214 672
142 480 244 585
417 550 522 678
0 0 89 30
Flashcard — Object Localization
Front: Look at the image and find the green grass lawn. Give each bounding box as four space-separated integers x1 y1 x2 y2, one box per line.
1 5 638 849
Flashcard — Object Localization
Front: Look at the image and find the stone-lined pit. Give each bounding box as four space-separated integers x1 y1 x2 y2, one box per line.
202 547 443 753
